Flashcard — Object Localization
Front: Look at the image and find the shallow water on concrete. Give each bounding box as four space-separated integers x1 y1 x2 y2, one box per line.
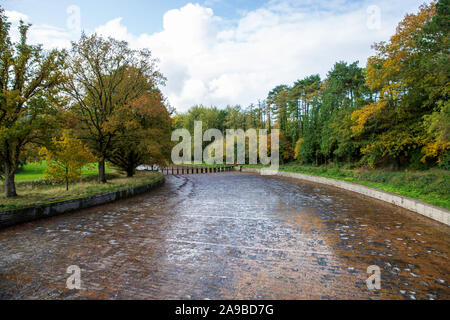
0 172 449 299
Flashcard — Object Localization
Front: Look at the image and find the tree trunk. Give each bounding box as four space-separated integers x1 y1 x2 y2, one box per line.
394 157 401 171
98 160 107 183
65 168 69 191
4 163 17 198
126 168 134 178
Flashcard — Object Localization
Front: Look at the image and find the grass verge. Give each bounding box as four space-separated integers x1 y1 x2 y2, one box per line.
0 171 164 212
243 163 450 210
15 161 112 182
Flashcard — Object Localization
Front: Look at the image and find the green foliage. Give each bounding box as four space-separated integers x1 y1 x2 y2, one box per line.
1 0 448 204
193 1 449 171
409 149 430 170
352 1 449 167
439 151 450 170
0 7 65 197
62 34 165 183
107 90 172 176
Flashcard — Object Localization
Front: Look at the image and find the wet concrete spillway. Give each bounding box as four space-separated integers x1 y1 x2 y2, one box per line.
0 172 449 299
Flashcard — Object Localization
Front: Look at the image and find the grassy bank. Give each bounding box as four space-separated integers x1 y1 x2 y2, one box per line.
243 163 450 210
0 171 164 212
15 161 111 181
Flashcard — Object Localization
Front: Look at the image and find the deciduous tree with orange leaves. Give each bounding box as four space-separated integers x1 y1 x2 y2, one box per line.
106 89 172 177
351 1 449 168
62 34 165 183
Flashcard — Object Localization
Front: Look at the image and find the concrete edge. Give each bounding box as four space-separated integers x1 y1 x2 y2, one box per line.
0 175 165 230
241 167 450 226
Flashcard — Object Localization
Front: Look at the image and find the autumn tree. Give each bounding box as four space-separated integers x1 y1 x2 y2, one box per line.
107 89 172 177
0 8 65 197
351 2 438 168
172 1 447 170
39 131 97 191
62 34 164 183
415 0 450 165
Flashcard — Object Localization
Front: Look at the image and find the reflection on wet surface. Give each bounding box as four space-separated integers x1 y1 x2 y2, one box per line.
0 172 448 300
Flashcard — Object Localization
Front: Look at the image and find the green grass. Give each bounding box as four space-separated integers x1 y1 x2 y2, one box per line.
15 162 47 181
243 163 450 210
0 171 164 212
16 161 111 181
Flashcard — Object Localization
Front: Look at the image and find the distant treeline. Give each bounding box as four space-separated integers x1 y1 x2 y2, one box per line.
174 1 449 170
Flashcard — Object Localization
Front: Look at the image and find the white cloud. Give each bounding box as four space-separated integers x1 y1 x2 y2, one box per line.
119 0 426 112
29 25 73 49
94 17 131 41
6 0 428 112
5 10 29 23
5 10 73 49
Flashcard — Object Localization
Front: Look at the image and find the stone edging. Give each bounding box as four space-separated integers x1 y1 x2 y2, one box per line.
0 176 165 230
241 167 450 226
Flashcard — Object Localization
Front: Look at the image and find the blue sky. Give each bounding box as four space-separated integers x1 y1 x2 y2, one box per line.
2 0 268 34
2 0 429 112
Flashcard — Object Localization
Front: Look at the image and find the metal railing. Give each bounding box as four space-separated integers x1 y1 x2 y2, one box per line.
150 165 235 175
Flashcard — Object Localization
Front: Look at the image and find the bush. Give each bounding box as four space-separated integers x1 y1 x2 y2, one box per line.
439 152 450 170
409 149 430 170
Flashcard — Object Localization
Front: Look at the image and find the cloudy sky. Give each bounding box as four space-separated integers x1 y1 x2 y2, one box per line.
3 0 428 112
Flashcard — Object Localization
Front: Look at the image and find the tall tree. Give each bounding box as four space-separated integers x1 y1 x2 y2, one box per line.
0 8 65 197
351 2 437 168
107 89 172 177
415 0 450 164
267 85 289 133
62 34 164 183
320 62 369 163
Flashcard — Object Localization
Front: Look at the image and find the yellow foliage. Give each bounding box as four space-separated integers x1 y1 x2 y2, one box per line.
351 101 387 136
39 131 98 189
294 138 303 160
421 141 450 164
365 3 435 94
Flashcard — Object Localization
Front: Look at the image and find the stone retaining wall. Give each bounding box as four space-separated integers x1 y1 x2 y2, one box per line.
0 177 165 230
241 167 450 226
